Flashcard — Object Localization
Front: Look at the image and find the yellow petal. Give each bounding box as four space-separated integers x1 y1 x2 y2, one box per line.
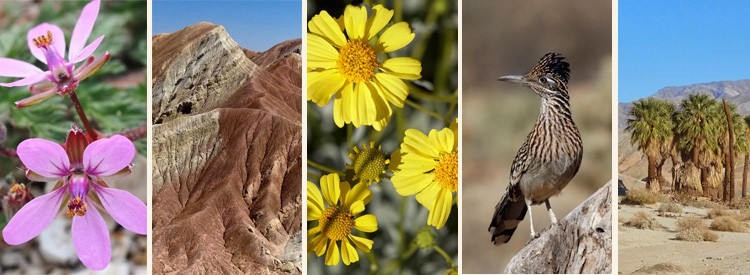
403 129 440 159
320 173 341 205
365 5 394 40
429 128 455 154
308 68 338 87
344 5 367 40
325 240 340 266
344 180 372 208
307 33 339 69
341 239 360 265
450 118 458 150
348 235 374 252
307 182 325 218
392 171 433 196
381 57 422 80
308 73 347 106
415 181 441 210
374 73 408 107
349 200 365 215
354 214 378 233
371 100 392 131
376 22 415 53
428 188 453 229
308 10 346 48
309 233 328 256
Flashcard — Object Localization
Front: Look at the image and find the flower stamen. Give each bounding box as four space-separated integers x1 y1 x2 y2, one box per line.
65 196 88 217
348 142 389 184
337 39 379 83
32 31 54 48
434 152 458 192
319 206 354 241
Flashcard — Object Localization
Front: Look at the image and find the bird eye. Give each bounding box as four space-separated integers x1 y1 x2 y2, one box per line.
539 77 549 83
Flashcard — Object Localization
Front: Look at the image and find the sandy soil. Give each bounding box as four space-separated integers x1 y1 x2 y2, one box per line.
619 204 750 274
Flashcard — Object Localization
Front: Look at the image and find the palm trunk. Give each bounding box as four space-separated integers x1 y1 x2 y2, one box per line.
723 99 735 202
647 155 658 192
744 152 749 198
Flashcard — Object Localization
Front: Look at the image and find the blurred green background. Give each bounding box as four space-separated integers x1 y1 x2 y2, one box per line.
462 0 612 273
307 0 458 274
0 0 146 273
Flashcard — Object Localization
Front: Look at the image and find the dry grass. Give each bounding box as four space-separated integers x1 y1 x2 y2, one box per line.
633 262 685 274
622 189 659 205
699 267 725 275
729 196 750 210
624 211 662 230
710 216 749 232
658 203 683 213
676 216 707 231
741 209 750 221
675 216 718 242
707 208 739 219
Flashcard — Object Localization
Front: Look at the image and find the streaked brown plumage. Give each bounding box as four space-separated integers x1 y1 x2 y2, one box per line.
488 52 583 245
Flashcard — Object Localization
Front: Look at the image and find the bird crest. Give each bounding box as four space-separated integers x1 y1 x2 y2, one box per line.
526 52 570 84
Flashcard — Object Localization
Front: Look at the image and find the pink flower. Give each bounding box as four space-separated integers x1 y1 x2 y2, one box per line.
1 128 147 270
0 0 110 108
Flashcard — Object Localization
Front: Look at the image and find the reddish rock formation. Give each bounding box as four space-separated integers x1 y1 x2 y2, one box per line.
151 22 301 274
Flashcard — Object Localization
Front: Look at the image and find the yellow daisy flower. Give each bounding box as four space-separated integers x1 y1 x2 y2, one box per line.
307 4 422 131
308 174 378 266
391 126 458 229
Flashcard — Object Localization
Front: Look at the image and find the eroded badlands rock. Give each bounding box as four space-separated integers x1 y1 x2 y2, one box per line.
152 22 301 274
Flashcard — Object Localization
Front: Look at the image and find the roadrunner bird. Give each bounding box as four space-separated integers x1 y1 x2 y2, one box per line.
488 52 583 245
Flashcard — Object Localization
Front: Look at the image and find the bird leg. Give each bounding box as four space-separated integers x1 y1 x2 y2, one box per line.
545 199 558 224
525 198 538 239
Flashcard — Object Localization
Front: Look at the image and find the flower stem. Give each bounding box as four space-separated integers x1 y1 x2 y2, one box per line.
433 244 455 267
307 160 344 175
69 92 98 140
113 123 147 140
404 98 449 124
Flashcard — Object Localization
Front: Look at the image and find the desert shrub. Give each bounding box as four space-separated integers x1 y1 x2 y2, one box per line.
710 216 749 232
675 228 719 242
707 208 738 219
740 209 750 221
676 216 707 231
622 189 659 205
702 230 719 242
633 262 685 274
658 203 683 213
674 193 719 209
624 211 661 230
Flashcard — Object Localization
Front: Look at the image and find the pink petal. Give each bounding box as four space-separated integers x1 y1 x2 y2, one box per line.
2 187 66 245
93 185 147 234
27 23 66 64
72 204 111 270
0 71 49 87
83 135 135 176
68 0 100 63
0 58 43 78
70 35 104 64
17 138 70 178
73 52 110 81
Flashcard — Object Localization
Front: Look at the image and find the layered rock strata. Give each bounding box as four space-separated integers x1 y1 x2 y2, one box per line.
152 22 301 274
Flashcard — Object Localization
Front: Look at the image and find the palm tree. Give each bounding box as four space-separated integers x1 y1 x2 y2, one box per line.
744 115 750 198
717 100 746 202
674 94 722 197
626 97 675 191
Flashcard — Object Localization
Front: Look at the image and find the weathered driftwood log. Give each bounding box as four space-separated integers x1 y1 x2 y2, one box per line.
504 183 612 274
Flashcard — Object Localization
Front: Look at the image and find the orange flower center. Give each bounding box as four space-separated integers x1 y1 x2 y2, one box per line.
66 196 88 217
32 31 54 48
337 39 379 83
319 205 353 241
435 151 458 192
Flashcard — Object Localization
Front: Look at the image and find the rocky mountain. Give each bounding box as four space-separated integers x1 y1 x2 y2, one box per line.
151 22 301 274
618 79 750 186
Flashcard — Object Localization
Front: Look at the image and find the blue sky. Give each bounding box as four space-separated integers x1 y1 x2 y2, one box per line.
619 1 750 102
153 0 301 51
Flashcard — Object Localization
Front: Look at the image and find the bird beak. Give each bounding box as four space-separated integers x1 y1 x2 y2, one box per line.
497 75 525 83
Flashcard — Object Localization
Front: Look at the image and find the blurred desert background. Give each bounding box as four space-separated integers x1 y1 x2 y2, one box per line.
462 0 612 273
